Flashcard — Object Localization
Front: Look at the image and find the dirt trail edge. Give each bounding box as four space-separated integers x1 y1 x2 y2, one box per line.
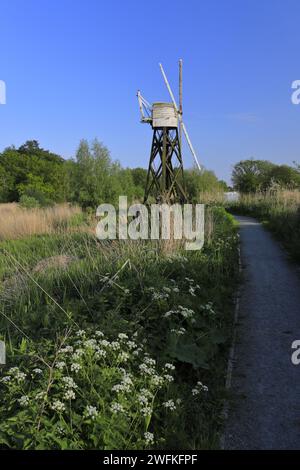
223 216 300 449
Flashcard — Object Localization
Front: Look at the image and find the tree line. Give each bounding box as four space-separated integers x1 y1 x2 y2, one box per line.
232 159 300 193
0 139 226 208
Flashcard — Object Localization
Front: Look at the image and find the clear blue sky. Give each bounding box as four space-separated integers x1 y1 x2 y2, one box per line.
0 0 299 183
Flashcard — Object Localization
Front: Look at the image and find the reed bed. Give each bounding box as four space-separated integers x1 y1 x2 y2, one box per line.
0 203 82 241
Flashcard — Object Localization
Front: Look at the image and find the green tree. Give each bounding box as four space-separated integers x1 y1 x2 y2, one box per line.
232 159 275 192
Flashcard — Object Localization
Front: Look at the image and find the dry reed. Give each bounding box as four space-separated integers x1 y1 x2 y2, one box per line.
0 203 82 241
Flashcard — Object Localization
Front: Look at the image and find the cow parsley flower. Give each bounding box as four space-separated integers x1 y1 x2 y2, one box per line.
144 432 154 445
60 346 73 354
164 363 175 370
0 376 11 383
139 363 155 375
84 405 98 420
55 361 66 371
18 395 29 407
95 348 106 359
84 339 97 350
110 341 121 351
64 389 76 400
62 376 77 389
76 330 86 338
192 381 209 395
140 406 152 416
95 330 104 337
118 333 128 340
163 400 176 411
51 400 66 412
151 375 164 386
111 402 125 414
71 362 81 373
164 374 174 383
117 352 129 362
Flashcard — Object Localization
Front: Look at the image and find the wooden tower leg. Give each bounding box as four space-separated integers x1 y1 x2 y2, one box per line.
144 128 187 204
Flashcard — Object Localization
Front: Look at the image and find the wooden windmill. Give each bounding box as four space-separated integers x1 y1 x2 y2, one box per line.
137 59 201 204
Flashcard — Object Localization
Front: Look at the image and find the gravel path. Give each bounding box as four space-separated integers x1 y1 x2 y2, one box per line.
223 216 300 449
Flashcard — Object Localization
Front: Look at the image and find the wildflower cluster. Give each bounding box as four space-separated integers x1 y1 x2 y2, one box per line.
0 328 178 450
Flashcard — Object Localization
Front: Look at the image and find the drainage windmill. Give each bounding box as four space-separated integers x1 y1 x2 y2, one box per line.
137 59 201 204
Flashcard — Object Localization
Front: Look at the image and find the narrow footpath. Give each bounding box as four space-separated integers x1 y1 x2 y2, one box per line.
224 216 300 449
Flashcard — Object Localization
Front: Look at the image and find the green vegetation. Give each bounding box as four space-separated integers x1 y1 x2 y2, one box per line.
232 159 300 193
0 207 239 449
228 191 300 262
0 139 227 209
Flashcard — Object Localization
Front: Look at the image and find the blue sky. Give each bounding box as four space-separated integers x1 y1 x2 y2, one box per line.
0 0 299 183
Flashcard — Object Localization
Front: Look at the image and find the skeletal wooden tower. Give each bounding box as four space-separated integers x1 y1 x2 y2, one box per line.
137 60 201 204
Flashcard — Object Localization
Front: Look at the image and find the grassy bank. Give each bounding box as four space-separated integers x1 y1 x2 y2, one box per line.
0 206 239 450
228 191 300 262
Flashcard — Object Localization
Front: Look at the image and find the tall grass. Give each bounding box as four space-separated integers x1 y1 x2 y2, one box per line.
0 203 83 241
0 206 239 449
228 190 300 261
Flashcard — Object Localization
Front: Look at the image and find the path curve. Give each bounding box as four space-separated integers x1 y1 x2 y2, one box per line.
223 216 300 450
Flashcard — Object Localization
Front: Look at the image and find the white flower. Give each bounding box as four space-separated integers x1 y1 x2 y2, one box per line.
192 381 209 395
64 389 76 400
71 362 82 373
111 402 125 414
16 372 26 382
110 341 121 351
127 341 137 350
84 405 98 420
60 346 73 354
143 356 156 366
132 348 142 356
76 330 86 338
55 361 66 371
51 400 66 412
171 327 186 336
95 348 106 359
152 291 169 301
139 363 155 376
99 339 110 348
0 376 11 383
164 363 175 371
84 339 97 350
32 368 43 375
117 352 129 362
164 374 174 383
95 330 104 337
197 381 209 392
163 399 176 411
18 395 29 407
178 305 194 318
118 333 128 340
189 286 196 296
62 376 77 389
151 375 164 386
144 432 154 445
163 287 171 293
8 367 26 382
140 406 152 416
36 391 46 400
137 388 153 404
173 287 180 293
